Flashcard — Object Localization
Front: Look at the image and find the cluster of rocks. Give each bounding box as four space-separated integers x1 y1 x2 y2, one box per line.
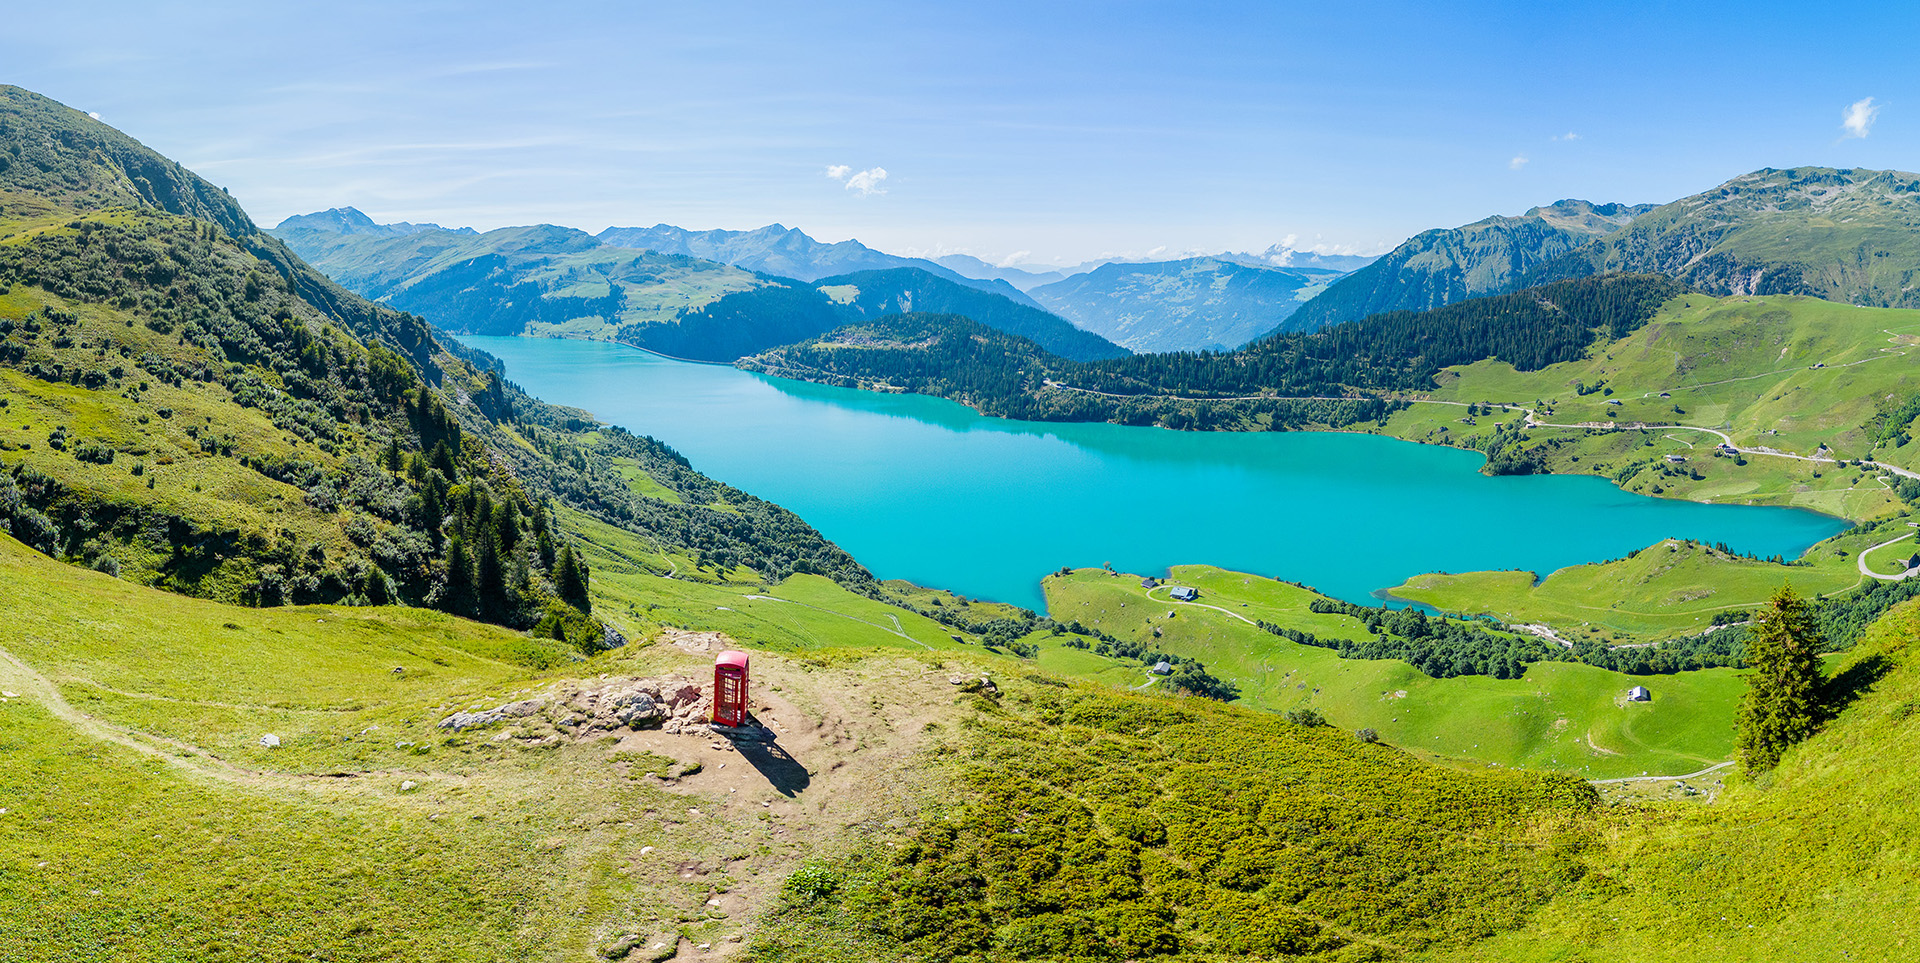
438 676 711 736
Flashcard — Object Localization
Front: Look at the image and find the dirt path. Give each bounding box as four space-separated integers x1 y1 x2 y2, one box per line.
1590 760 1733 784
1144 584 1261 626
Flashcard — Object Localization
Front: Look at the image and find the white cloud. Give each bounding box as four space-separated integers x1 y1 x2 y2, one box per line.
1551 131 1579 141
1842 97 1881 139
87 111 101 120
825 164 887 195
996 251 1031 268
844 167 887 195
1510 155 1530 170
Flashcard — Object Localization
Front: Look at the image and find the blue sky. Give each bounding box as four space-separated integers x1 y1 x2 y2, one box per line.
12 1 1918 265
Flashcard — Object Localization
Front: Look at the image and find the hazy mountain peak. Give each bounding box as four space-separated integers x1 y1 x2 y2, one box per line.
273 206 476 237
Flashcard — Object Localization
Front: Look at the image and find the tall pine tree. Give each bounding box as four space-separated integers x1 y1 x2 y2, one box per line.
1735 585 1826 775
555 543 591 614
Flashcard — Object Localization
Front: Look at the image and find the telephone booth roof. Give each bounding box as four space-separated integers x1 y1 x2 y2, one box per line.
716 650 750 670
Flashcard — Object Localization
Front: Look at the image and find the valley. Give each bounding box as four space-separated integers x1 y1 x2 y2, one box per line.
4 63 1920 963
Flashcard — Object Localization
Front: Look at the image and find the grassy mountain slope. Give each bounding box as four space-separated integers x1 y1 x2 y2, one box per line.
815 267 1128 361
0 85 255 237
1288 200 1651 329
1434 598 1920 963
1028 256 1344 352
0 529 969 961
1529 166 1920 308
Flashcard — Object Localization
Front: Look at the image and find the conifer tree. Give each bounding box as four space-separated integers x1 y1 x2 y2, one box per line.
1735 585 1826 775
555 544 590 613
475 529 505 621
445 534 475 616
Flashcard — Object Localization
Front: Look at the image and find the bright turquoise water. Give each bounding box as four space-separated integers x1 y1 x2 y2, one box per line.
460 336 1848 612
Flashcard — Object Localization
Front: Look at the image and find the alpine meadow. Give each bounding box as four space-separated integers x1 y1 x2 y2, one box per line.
6 4 1920 961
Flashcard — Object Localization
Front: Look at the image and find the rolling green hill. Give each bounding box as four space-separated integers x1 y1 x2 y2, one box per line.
1288 199 1651 329
1028 256 1345 352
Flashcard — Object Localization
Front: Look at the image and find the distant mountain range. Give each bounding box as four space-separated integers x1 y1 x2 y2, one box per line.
592 222 1045 308
270 213 1127 362
1029 257 1346 352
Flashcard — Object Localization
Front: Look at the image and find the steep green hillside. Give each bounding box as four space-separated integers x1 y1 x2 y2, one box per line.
1531 166 1920 308
816 267 1127 361
1289 199 1650 329
1028 256 1343 352
0 85 254 237
0 85 889 652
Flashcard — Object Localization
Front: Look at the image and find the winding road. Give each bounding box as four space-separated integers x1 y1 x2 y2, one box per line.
1855 531 1919 581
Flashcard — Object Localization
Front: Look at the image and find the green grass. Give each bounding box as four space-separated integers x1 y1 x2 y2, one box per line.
0 528 991 962
1043 565 1742 779
1428 599 1920 963
1390 532 1883 642
1397 293 1920 514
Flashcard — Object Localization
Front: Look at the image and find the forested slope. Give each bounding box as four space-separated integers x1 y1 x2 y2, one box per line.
0 84 873 646
738 274 1685 428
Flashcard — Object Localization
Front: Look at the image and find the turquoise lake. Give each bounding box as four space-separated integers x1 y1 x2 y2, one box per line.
460 335 1848 612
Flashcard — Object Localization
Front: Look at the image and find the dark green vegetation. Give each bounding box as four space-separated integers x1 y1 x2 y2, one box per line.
816 267 1125 361
1027 256 1346 352
751 682 1600 962
1734 586 1827 774
1288 200 1651 329
739 274 1681 429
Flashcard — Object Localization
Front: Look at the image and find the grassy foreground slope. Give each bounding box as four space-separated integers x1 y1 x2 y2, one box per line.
1436 600 1920 963
0 529 983 960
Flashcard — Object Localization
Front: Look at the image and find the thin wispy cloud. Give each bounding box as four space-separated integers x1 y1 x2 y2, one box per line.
1509 155 1529 170
996 251 1031 268
1842 97 1881 139
1551 131 1579 141
825 164 888 195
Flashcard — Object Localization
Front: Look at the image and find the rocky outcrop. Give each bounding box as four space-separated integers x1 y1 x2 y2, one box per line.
437 676 711 736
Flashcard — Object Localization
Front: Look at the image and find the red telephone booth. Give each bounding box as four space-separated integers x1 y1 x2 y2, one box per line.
712 650 750 727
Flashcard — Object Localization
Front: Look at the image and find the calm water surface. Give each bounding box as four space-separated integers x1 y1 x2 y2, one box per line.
461 336 1847 612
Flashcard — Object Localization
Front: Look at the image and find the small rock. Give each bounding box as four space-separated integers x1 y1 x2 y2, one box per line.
259 734 281 748
2 691 18 698
400 780 417 792
600 934 642 960
639 846 654 855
